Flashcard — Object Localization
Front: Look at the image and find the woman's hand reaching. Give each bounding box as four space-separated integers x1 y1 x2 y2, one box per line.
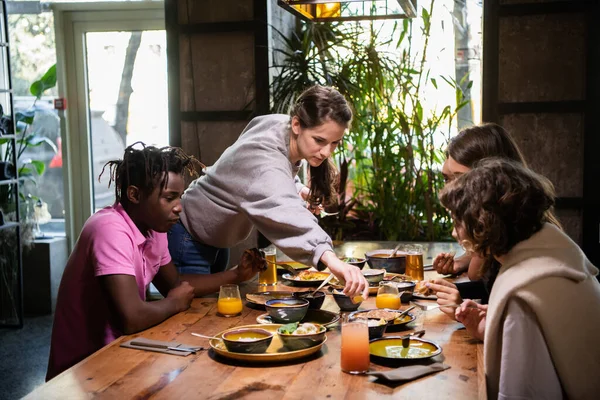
321 251 368 299
426 279 463 320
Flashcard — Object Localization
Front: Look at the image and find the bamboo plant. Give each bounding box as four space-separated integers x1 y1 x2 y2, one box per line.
270 0 469 241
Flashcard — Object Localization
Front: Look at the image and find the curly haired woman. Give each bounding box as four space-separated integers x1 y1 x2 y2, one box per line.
439 158 600 399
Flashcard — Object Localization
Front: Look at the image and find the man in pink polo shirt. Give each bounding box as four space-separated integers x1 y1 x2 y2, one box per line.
46 143 264 380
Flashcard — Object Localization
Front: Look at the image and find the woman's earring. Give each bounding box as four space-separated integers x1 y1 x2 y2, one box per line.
460 240 475 254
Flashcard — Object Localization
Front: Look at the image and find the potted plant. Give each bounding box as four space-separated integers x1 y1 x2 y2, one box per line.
270 0 468 241
0 63 58 244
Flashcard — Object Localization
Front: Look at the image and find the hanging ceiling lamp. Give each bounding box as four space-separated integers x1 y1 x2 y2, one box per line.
277 0 417 22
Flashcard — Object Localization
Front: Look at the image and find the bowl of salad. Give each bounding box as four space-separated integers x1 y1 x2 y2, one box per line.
340 257 367 270
277 322 327 351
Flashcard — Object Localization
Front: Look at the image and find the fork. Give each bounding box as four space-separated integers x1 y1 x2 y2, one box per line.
411 301 480 311
263 258 300 276
319 210 340 218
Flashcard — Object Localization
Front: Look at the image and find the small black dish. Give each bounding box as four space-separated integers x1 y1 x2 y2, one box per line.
292 290 326 309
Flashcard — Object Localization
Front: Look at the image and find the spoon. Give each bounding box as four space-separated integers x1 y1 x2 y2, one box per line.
400 329 426 348
388 243 402 258
191 332 223 341
309 273 335 296
394 305 416 321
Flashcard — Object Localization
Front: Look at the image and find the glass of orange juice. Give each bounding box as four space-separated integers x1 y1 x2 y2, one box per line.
341 316 370 374
375 282 401 309
258 245 278 286
217 284 243 317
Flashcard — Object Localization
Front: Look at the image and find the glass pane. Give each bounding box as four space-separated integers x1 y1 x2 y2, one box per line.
84 30 169 212
8 12 63 238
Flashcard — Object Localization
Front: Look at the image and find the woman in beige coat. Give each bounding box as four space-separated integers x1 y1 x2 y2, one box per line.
439 158 600 400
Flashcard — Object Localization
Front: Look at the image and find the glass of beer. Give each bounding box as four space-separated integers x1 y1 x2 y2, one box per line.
258 244 278 286
376 282 401 309
217 284 243 317
405 245 425 281
341 316 370 374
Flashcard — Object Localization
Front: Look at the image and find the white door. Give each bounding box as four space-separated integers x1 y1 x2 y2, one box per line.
53 2 168 248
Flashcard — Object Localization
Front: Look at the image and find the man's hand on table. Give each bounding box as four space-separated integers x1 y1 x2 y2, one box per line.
167 281 195 312
233 248 266 283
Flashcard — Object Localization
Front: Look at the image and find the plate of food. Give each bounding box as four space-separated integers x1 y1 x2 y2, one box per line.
412 280 437 300
256 308 340 328
383 273 415 282
276 261 311 272
209 324 327 363
282 270 332 287
369 336 442 363
348 308 415 330
245 291 294 308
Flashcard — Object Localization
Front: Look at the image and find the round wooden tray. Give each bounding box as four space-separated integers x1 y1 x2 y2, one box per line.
209 324 327 363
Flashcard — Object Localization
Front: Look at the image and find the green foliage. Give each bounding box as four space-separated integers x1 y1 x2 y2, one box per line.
271 0 469 241
1 63 58 208
7 13 57 96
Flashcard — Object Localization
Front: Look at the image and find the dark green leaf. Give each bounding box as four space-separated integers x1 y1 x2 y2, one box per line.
30 160 46 175
30 81 44 98
30 64 57 99
16 110 35 125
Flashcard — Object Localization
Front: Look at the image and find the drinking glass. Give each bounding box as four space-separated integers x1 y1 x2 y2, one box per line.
258 244 278 286
217 284 243 317
375 282 401 309
405 244 425 281
341 316 370 374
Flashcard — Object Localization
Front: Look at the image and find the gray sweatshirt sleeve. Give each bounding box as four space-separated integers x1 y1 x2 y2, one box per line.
294 175 306 194
238 165 333 268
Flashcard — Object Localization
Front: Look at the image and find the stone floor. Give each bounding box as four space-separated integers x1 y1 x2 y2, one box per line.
0 314 53 400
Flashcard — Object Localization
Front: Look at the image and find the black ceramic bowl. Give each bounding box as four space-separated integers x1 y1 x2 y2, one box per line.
389 280 416 295
362 268 386 285
277 323 327 351
265 298 310 323
292 290 326 309
365 249 407 274
332 292 362 311
221 328 273 353
341 257 367 270
367 320 388 339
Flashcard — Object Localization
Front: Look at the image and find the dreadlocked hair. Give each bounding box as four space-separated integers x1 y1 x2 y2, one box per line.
99 141 203 208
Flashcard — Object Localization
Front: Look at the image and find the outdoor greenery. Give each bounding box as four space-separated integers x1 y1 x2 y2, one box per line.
0 64 57 220
271 0 470 242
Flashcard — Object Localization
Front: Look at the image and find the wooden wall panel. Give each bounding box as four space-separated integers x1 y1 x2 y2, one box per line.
555 208 583 245
483 0 598 253
188 33 255 111
181 121 248 166
501 113 584 198
183 0 253 23
498 13 585 102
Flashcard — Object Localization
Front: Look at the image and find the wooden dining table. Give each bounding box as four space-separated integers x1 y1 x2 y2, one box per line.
25 269 484 400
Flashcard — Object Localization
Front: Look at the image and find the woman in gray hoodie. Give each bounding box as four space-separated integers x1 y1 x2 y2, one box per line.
168 85 368 297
